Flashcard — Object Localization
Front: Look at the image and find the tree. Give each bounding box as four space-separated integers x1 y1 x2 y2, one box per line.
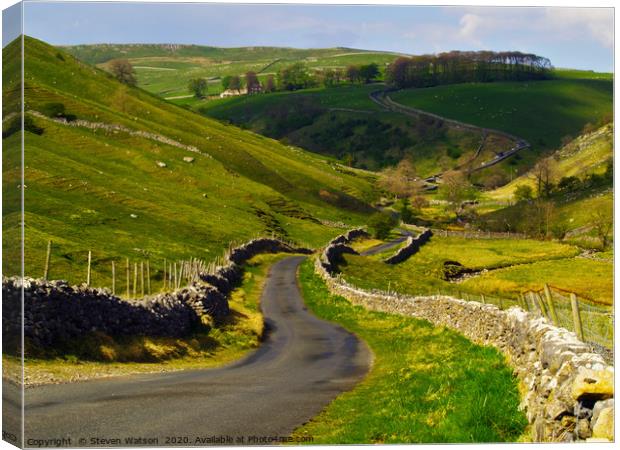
263 75 276 93
592 211 612 249
399 198 414 224
368 212 398 239
228 75 242 92
221 75 232 91
514 184 534 202
411 195 429 211
245 71 260 93
532 159 555 198
277 63 313 91
439 170 477 218
377 158 423 198
345 65 361 83
109 59 137 86
359 63 380 83
188 78 208 98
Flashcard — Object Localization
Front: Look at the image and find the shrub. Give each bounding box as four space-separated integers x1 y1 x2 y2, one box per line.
368 212 398 239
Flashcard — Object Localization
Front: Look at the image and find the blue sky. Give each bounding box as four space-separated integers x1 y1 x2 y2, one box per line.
4 1 615 72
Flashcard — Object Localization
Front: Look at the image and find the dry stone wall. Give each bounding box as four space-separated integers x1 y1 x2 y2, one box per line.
317 233 614 442
384 229 432 264
319 228 369 275
2 238 310 348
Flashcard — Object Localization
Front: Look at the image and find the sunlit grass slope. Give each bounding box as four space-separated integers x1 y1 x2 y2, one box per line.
390 73 612 154
63 43 402 98
2 36 378 288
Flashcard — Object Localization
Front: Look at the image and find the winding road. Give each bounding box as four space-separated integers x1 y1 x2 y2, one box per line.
361 229 412 256
3 256 371 447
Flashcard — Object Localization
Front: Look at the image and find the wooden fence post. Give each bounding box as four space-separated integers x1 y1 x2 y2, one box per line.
543 284 559 326
480 294 486 304
570 293 585 341
173 262 177 289
133 262 138 298
126 258 130 298
140 261 144 297
535 292 549 319
43 240 52 280
520 293 529 311
112 261 116 296
86 250 92 286
163 258 167 291
146 260 151 295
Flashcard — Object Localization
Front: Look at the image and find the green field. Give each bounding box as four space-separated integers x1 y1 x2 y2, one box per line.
63 43 401 98
390 74 613 154
199 85 491 172
337 235 613 303
294 260 527 443
3 36 380 289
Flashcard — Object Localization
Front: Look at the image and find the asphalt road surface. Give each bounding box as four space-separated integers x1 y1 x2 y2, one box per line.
3 256 371 447
361 229 412 256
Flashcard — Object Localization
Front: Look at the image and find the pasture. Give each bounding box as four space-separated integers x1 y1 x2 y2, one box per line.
294 260 527 443
390 74 613 154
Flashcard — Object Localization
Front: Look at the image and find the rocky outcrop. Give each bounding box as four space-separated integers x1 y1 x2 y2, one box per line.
315 232 614 443
384 229 432 264
2 238 311 348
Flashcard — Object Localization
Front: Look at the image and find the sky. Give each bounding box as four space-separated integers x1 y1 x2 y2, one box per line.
2 1 615 72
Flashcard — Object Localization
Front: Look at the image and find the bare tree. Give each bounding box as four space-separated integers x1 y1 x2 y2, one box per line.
377 158 423 198
592 211 613 249
109 59 137 86
439 170 477 218
531 159 555 198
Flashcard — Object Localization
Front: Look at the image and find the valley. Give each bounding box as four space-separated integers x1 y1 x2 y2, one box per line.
2 26 614 446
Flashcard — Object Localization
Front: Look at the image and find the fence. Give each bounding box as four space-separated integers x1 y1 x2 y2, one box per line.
428 282 613 351
35 235 304 299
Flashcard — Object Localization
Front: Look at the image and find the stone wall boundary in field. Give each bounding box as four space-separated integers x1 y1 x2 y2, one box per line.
2 238 311 348
316 232 614 442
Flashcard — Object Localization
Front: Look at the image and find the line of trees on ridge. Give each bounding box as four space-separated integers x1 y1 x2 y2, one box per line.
386 51 552 89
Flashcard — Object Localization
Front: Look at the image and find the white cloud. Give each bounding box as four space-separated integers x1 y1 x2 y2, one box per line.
544 8 613 48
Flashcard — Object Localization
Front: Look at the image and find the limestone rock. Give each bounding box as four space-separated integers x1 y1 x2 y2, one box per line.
591 407 614 440
571 368 614 401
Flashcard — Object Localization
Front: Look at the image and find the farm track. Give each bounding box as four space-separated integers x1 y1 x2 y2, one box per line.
369 89 531 177
361 229 413 256
4 257 371 447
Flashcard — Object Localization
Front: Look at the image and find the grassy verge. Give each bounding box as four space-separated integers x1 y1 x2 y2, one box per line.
294 260 527 443
3 253 285 387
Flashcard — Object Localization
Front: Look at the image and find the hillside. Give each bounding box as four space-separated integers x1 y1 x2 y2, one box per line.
62 43 403 98
390 72 613 156
477 124 613 244
199 84 498 173
3 36 379 289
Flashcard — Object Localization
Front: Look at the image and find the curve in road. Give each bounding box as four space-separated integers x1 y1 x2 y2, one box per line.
361 229 413 256
4 256 371 447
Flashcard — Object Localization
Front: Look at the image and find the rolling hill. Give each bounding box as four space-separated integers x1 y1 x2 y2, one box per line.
2 36 379 290
62 43 403 98
390 71 613 155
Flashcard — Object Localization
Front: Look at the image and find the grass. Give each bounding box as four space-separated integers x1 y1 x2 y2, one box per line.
3 36 380 286
200 85 484 172
62 43 400 99
337 235 608 302
390 76 612 156
293 260 527 443
3 253 285 387
489 123 613 201
461 257 613 306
